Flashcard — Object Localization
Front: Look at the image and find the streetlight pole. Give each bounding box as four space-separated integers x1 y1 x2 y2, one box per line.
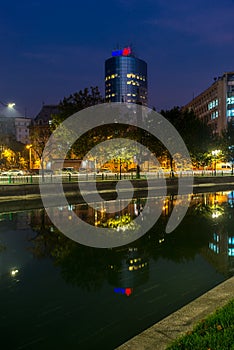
26 144 32 170
212 150 221 176
119 158 122 180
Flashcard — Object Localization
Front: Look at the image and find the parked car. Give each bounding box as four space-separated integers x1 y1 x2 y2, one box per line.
1 169 25 176
99 168 112 173
61 167 76 174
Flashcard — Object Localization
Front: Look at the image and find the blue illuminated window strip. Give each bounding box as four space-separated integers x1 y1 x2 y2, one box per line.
227 97 234 105
211 111 218 120
228 248 234 256
208 99 218 110
228 237 234 244
209 242 219 254
227 109 234 117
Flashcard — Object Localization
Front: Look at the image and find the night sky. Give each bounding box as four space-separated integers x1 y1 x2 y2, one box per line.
0 0 234 118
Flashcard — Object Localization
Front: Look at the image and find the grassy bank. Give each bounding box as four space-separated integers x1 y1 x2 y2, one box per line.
166 299 234 350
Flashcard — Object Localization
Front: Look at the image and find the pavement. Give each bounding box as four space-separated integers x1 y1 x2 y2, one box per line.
115 276 234 350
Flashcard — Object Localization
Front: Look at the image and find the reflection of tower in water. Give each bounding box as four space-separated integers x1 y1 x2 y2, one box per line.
108 246 149 295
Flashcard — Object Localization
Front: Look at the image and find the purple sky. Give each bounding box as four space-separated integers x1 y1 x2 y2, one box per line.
0 0 234 118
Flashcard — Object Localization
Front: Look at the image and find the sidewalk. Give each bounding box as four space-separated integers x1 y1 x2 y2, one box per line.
116 276 234 350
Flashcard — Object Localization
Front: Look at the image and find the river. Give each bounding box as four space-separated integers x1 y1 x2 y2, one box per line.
0 190 233 349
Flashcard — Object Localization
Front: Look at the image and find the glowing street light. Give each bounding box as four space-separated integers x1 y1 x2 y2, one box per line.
0 101 15 108
7 102 15 109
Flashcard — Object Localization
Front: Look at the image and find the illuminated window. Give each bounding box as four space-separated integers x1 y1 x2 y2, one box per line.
208 99 218 110
209 242 219 253
227 97 234 105
211 111 218 119
227 109 234 117
228 248 234 256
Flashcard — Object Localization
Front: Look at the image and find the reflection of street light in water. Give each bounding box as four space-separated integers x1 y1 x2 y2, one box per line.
10 268 19 277
211 192 223 219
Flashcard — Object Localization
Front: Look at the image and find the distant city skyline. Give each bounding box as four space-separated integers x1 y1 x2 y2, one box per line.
0 0 234 117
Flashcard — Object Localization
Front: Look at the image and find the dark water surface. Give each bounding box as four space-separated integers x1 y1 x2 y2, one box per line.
0 191 233 350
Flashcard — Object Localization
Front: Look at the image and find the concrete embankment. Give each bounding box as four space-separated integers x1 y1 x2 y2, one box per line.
0 176 234 212
116 276 234 350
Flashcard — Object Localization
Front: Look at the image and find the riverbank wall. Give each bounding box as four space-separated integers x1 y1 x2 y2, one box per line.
0 175 234 212
116 276 234 350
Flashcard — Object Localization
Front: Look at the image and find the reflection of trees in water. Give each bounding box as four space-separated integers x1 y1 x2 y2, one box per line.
0 243 6 253
29 209 57 259
57 246 111 291
28 192 233 290
29 211 127 290
142 203 214 263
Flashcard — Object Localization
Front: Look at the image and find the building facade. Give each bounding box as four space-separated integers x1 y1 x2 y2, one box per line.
184 72 234 134
105 47 148 106
33 104 59 126
15 117 32 144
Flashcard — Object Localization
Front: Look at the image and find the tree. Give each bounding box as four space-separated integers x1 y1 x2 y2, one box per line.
219 120 234 164
50 86 105 159
160 107 214 168
29 124 53 176
53 86 104 126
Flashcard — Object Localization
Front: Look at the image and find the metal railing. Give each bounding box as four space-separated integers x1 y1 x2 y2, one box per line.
0 169 233 185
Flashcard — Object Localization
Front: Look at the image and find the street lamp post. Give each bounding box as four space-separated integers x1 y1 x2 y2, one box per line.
26 144 32 170
212 150 221 176
119 158 122 180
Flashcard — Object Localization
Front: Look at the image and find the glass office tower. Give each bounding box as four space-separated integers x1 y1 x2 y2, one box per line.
105 47 148 106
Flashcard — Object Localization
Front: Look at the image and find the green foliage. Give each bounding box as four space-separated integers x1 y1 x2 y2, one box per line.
52 94 218 167
167 299 234 350
53 86 104 126
160 107 214 166
219 121 234 162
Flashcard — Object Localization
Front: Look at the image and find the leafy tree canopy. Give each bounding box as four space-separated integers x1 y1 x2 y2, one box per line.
53 86 104 126
160 106 214 166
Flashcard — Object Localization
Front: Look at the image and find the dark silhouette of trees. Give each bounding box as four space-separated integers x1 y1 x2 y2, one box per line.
53 86 104 125
160 107 214 168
